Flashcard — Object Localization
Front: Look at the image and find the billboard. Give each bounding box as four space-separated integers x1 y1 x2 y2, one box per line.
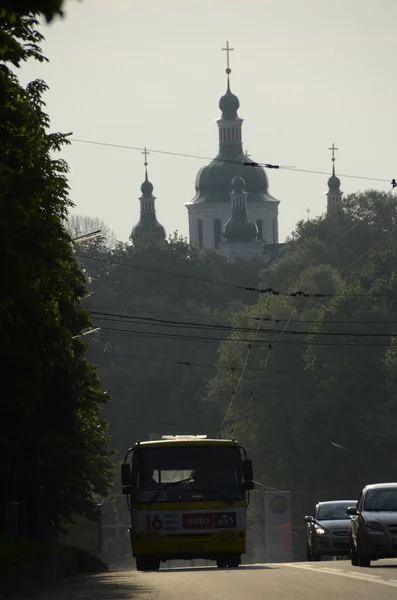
264 491 292 563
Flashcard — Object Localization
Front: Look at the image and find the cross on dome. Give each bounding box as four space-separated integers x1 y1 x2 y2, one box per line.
328 143 339 176
222 41 234 75
142 147 150 167
328 142 338 162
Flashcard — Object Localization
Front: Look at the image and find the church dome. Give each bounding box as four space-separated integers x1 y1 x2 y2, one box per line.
223 175 258 243
187 66 280 211
219 86 240 120
141 177 154 197
130 161 166 242
224 212 258 243
327 173 341 191
132 218 166 240
193 156 270 204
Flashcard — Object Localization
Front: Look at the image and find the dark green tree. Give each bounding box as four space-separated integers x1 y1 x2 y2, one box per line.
71 235 264 456
0 13 113 538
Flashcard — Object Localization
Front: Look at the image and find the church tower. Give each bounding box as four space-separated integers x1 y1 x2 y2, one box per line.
218 176 265 261
223 175 258 243
185 42 280 253
131 148 166 242
326 143 343 212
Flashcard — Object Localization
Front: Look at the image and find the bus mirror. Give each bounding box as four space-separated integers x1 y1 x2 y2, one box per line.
121 463 131 487
242 458 253 482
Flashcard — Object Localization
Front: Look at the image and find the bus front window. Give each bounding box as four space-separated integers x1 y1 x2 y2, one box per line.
133 446 243 502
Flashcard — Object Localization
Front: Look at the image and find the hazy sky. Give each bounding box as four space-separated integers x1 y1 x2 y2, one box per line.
18 0 397 243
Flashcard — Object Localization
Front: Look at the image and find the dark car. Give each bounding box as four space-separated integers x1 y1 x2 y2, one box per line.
347 482 397 567
304 500 356 561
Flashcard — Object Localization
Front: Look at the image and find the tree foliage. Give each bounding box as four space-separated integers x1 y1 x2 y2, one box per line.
66 214 117 249
200 190 397 516
71 235 263 456
0 11 112 538
69 188 397 525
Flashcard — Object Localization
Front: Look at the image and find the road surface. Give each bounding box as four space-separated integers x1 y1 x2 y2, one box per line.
18 558 397 600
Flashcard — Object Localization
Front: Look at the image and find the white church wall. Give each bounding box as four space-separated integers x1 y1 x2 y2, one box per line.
186 201 279 249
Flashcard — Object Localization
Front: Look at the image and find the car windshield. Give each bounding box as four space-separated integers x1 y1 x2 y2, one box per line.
316 503 353 520
132 445 244 503
364 489 397 511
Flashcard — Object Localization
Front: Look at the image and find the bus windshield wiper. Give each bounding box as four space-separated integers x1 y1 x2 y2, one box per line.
192 489 236 504
146 477 194 502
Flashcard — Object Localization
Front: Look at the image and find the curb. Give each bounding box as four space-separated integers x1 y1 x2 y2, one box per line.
0 551 108 598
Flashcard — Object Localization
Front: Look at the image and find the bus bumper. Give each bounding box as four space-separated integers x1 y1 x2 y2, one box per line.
131 530 246 559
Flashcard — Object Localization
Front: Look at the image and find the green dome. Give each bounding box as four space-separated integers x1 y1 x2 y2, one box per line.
223 176 258 243
224 210 258 242
193 154 270 204
328 173 341 192
219 86 240 120
131 170 166 241
132 217 166 240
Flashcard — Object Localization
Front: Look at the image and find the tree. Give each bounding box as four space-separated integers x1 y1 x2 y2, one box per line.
261 190 396 293
305 245 397 475
0 13 113 538
202 190 397 506
66 214 117 249
71 235 265 456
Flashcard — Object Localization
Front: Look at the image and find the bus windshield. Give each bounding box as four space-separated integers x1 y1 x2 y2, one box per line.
133 445 243 503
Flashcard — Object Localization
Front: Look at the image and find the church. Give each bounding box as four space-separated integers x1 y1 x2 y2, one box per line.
131 43 343 262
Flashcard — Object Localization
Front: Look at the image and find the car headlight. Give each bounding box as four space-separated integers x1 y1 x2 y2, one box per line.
364 521 382 531
315 526 327 535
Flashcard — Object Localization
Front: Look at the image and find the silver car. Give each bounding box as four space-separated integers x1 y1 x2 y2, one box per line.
347 482 397 567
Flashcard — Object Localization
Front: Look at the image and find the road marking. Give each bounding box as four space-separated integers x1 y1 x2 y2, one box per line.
283 563 397 588
310 566 381 579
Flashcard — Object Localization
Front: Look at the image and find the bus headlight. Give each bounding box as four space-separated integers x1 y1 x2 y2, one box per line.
141 534 159 542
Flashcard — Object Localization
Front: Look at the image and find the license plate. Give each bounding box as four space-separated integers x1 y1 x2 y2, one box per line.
177 543 203 551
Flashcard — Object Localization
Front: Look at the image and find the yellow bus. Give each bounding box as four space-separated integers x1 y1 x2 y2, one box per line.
121 435 254 571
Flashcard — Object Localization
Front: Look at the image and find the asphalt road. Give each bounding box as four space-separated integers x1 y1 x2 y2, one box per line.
18 558 397 600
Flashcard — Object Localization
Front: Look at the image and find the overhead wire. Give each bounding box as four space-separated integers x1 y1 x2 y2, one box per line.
247 297 300 408
99 372 388 396
70 137 394 186
72 145 397 431
87 305 397 325
216 296 271 438
299 180 397 293
88 350 387 376
80 253 397 299
95 322 397 343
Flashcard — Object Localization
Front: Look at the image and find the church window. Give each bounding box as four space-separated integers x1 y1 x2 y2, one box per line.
214 219 222 249
256 219 263 240
197 219 203 248
272 219 277 243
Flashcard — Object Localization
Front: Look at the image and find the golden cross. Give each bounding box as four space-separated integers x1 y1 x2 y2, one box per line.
142 147 150 166
328 143 338 162
222 41 234 73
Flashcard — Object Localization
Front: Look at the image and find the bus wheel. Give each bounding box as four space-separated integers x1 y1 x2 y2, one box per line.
227 556 241 568
136 556 160 571
217 556 240 568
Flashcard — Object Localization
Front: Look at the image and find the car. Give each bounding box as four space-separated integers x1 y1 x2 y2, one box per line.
304 500 356 561
347 482 397 567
